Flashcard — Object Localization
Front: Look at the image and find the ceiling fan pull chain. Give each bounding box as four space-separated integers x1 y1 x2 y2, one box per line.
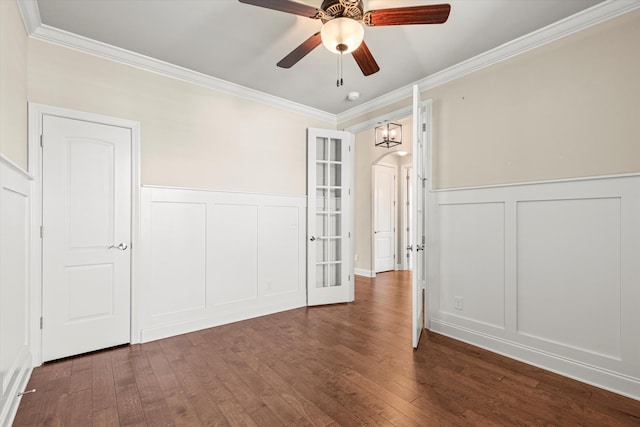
336 51 340 87
337 51 344 87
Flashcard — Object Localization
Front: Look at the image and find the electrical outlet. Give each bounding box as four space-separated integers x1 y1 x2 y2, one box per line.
454 296 463 310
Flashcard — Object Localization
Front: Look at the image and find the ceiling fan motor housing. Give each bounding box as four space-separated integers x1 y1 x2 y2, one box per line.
321 0 364 20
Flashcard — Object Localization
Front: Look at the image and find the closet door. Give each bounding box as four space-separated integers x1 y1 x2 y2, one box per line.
307 129 353 306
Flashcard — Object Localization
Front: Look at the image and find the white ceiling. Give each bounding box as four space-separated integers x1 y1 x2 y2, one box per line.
35 0 604 114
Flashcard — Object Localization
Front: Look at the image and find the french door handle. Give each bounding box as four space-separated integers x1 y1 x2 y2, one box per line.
309 236 316 242
416 244 425 252
109 243 128 250
406 245 413 251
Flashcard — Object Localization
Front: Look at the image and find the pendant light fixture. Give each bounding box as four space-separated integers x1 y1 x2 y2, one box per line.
375 122 402 148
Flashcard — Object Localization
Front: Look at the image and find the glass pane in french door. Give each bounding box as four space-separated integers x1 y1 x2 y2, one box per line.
316 137 342 288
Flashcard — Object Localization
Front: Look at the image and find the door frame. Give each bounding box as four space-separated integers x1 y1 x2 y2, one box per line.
28 103 141 366
344 100 433 332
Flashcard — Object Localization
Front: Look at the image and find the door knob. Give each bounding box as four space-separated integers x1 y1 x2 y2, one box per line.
309 236 316 241
406 245 413 251
416 244 425 252
109 243 128 250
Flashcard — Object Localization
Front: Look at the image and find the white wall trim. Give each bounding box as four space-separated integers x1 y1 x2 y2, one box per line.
429 175 640 401
431 172 640 193
0 155 33 181
0 157 34 427
142 184 307 200
354 268 375 278
16 0 336 124
27 103 142 365
337 0 640 123
139 186 307 342
0 362 32 427
431 319 640 401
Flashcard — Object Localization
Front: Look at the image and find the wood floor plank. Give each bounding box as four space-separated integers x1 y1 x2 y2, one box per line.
14 271 640 426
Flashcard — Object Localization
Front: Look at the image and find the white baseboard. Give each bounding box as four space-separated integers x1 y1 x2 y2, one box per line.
140 298 305 343
430 320 640 401
354 268 375 278
0 352 33 427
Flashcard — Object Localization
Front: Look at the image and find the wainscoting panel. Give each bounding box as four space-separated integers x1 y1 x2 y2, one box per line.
139 186 307 342
259 205 303 297
429 176 640 400
0 156 33 427
517 197 622 359
438 202 505 329
211 203 259 306
150 201 207 318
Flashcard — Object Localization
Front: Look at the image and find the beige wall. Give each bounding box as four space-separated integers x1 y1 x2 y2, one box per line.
342 9 640 190
0 0 28 169
28 40 335 195
354 116 413 272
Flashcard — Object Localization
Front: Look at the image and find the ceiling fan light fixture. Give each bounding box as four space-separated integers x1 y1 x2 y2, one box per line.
321 17 364 54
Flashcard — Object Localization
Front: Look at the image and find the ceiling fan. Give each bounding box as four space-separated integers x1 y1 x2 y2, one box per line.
239 0 451 84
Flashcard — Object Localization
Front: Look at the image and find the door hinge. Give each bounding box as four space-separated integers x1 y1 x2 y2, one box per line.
348 274 351 282
422 123 427 132
40 135 43 147
348 232 351 238
40 317 43 329
40 226 44 238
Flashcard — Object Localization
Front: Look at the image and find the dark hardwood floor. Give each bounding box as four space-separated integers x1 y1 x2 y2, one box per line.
14 271 640 426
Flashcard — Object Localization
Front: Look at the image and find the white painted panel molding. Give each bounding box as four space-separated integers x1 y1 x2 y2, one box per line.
150 201 207 318
517 198 622 359
211 204 259 305
0 156 33 427
259 205 302 297
438 202 505 329
429 175 640 400
139 186 306 342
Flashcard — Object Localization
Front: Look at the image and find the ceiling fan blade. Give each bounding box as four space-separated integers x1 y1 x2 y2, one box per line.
277 32 322 68
364 4 451 26
352 41 380 76
238 0 320 18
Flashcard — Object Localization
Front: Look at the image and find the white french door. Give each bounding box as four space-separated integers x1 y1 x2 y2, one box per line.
42 115 132 361
412 86 429 348
307 128 353 306
374 164 396 273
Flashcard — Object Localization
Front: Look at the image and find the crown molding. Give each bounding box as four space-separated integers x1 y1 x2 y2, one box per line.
16 1 337 125
15 0 40 35
337 0 640 125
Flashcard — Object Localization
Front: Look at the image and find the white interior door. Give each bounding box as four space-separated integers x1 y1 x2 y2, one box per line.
307 128 353 306
412 85 428 348
374 164 396 273
42 115 131 361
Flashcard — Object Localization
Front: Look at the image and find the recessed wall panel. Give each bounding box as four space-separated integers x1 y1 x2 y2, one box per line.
0 188 28 393
150 201 207 316
212 204 258 305
439 202 505 328
260 205 300 296
517 198 621 358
